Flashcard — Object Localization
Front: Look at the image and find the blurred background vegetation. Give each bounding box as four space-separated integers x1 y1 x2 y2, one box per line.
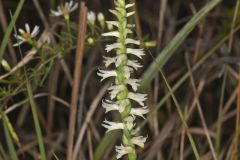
0 0 240 159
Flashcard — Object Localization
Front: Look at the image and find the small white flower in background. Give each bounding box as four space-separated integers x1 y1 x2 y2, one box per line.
13 24 40 47
50 0 78 20
97 12 105 28
115 145 134 159
87 11 96 25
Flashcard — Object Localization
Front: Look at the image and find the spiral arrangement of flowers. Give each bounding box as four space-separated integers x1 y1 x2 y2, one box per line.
97 0 149 159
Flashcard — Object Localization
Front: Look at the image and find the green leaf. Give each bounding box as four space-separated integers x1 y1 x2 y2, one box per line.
0 0 25 63
140 0 222 89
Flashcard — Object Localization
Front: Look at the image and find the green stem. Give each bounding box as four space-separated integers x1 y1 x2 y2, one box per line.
26 83 47 160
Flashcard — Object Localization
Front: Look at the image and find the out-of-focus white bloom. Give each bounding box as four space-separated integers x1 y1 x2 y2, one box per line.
125 78 140 91
13 24 39 46
128 92 147 106
131 107 149 118
126 11 135 17
50 1 78 19
106 21 118 27
87 11 96 25
125 3 135 9
108 85 125 100
131 136 147 148
102 120 124 132
97 12 105 28
97 69 117 81
115 145 134 159
126 48 145 59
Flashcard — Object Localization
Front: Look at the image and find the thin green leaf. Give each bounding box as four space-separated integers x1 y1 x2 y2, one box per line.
0 0 25 63
140 0 222 89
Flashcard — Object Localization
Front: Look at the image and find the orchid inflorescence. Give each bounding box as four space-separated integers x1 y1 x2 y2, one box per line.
97 0 148 159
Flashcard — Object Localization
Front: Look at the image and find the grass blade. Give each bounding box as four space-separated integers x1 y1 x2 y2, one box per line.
0 0 25 63
26 83 47 160
140 0 222 89
1 111 19 160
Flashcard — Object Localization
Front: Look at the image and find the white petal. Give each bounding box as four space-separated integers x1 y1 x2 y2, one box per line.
18 29 25 34
109 9 118 17
131 136 147 148
115 54 127 67
108 85 125 100
106 21 119 27
25 24 30 33
126 3 135 9
127 59 142 70
103 56 116 67
13 40 24 47
127 11 135 17
126 38 140 45
97 69 117 81
105 43 121 52
50 10 62 16
126 48 145 59
125 78 140 91
31 26 40 37
115 145 134 159
131 107 149 118
102 100 119 113
102 31 119 37
70 2 78 12
128 92 147 106
102 120 124 132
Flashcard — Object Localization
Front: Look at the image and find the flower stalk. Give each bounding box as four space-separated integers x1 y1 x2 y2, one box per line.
98 0 148 159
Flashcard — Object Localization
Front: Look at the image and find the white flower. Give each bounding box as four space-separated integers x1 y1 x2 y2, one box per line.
124 116 135 130
97 69 117 81
128 92 147 106
87 11 96 25
102 29 132 38
105 43 121 52
103 56 117 67
126 48 145 59
102 31 120 37
115 145 134 159
127 11 135 17
13 24 39 46
127 59 142 70
102 120 124 132
126 38 140 45
50 1 78 18
125 79 140 91
102 99 130 113
131 136 147 148
115 54 127 67
108 85 125 100
102 100 119 113
131 107 149 118
106 21 119 27
125 3 135 9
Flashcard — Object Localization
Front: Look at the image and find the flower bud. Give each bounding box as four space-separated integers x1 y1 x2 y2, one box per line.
97 12 105 28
